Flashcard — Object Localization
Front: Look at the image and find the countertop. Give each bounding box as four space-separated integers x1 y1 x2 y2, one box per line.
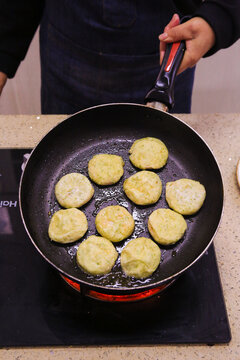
0 113 240 360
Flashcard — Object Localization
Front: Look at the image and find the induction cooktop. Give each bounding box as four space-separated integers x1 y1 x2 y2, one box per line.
0 149 231 347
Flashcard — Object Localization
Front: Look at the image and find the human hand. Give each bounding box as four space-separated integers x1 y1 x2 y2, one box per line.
0 72 7 95
159 14 216 74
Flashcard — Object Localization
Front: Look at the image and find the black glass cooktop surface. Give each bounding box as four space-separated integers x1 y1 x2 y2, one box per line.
0 149 231 347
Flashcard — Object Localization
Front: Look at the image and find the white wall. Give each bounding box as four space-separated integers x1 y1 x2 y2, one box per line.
0 30 240 114
192 39 240 113
0 30 41 115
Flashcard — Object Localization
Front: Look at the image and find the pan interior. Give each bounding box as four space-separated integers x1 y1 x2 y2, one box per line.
20 104 223 292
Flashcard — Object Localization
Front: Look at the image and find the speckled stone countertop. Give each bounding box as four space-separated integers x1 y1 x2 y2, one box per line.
0 113 240 360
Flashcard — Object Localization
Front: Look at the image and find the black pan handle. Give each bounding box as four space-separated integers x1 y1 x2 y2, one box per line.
145 16 191 111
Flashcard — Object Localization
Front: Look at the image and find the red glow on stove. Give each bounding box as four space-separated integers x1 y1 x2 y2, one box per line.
88 286 166 302
63 276 81 291
61 275 169 302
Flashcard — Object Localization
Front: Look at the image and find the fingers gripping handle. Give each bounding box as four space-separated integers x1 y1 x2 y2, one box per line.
145 16 190 111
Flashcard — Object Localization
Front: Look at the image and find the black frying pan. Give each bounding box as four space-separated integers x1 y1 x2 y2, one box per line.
19 35 224 295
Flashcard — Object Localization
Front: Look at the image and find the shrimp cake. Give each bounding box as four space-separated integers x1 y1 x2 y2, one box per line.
55 173 94 208
88 154 124 185
129 137 168 169
48 208 88 244
95 205 135 242
76 235 118 275
123 170 162 205
166 178 206 215
120 237 161 279
148 208 187 245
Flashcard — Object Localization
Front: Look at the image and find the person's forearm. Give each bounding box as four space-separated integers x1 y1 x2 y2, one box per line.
0 72 7 95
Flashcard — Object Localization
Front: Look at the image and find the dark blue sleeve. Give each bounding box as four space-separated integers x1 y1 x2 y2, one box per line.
193 0 240 56
0 1 44 78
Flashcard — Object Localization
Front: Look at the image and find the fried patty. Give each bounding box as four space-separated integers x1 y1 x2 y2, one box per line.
123 170 162 205
55 173 94 208
95 205 135 242
166 178 206 215
120 237 161 279
48 208 88 243
148 208 187 245
76 235 118 275
129 137 168 169
88 154 124 185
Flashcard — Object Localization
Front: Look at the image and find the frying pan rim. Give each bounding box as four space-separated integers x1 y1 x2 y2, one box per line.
18 102 224 293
